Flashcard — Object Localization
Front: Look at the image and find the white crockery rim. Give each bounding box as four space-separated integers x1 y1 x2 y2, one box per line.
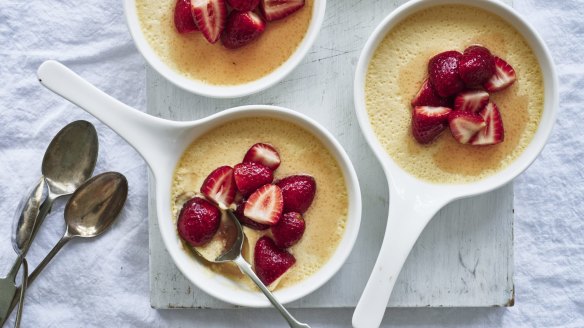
155 106 362 307
124 0 326 98
354 0 558 199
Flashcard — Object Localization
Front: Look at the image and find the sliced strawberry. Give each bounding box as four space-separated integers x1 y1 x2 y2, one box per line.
458 45 496 87
244 184 283 225
200 166 236 208
260 0 305 22
448 111 486 144
192 0 227 44
411 79 450 108
174 0 199 33
470 102 505 145
177 197 221 246
428 50 465 97
254 236 296 286
453 90 489 113
411 106 451 144
272 212 305 248
233 162 273 196
227 0 260 11
234 199 270 230
276 175 316 214
484 57 517 92
243 143 281 170
221 11 266 49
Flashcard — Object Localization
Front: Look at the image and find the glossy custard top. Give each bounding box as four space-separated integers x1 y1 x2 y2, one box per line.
136 0 313 85
366 5 544 184
172 117 348 289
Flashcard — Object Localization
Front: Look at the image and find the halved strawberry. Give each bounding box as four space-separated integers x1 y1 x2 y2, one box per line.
428 50 465 97
244 184 283 225
254 236 296 286
448 111 486 144
192 0 227 44
233 162 273 195
453 90 489 113
227 0 260 11
260 0 305 22
243 143 281 170
200 166 236 208
271 212 305 248
221 11 266 49
411 79 450 108
411 106 451 144
177 197 221 246
470 102 505 145
234 199 270 230
174 0 199 33
484 57 517 92
276 175 316 214
458 45 495 87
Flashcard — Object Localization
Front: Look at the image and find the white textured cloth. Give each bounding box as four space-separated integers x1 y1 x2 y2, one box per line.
0 0 582 327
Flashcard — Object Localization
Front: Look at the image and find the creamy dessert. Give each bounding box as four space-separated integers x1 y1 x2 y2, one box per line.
171 117 348 290
366 5 544 184
135 0 312 85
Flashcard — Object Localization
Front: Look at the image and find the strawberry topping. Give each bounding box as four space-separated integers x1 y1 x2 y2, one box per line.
428 50 465 97
254 236 296 285
243 143 281 170
233 162 273 196
470 102 505 145
234 199 270 230
276 175 316 214
260 0 305 22
192 0 227 44
200 166 236 208
221 11 266 49
484 56 517 92
227 0 260 11
411 79 451 108
244 184 284 225
174 0 199 33
271 212 305 248
411 106 452 144
453 90 489 113
458 45 496 87
448 111 486 144
177 197 221 246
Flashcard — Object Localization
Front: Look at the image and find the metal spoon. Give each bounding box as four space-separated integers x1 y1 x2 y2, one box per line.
191 211 310 328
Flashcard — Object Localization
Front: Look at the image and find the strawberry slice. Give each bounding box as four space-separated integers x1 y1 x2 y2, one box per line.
428 50 465 97
243 143 281 170
244 184 283 225
200 166 236 208
271 212 305 248
177 197 221 246
453 90 489 113
233 162 273 196
254 236 296 286
174 0 199 33
411 79 450 108
260 0 305 22
221 11 266 49
234 199 270 230
470 102 505 145
192 0 227 44
484 57 517 92
276 175 316 214
227 0 260 11
458 45 495 87
411 106 451 144
448 111 486 144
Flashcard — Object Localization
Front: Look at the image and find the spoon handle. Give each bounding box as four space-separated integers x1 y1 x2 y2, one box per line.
233 256 310 328
28 234 72 285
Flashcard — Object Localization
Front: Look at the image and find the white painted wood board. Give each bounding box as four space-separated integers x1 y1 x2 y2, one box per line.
147 0 514 309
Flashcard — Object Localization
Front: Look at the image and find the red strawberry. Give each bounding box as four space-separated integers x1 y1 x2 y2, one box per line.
234 198 270 230
244 184 283 225
177 197 221 246
272 212 305 248
458 45 496 86
243 143 281 170
200 166 236 208
453 90 489 113
428 50 465 97
448 111 486 144
411 106 451 144
276 175 316 214
260 0 305 22
470 102 505 145
484 57 517 92
233 162 273 195
227 0 259 11
174 0 199 33
254 236 296 285
411 79 450 108
221 11 265 49
192 0 227 44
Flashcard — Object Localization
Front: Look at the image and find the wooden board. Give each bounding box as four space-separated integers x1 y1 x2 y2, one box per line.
147 0 514 309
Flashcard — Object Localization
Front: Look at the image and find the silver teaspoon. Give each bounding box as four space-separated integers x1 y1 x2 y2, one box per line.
191 211 310 328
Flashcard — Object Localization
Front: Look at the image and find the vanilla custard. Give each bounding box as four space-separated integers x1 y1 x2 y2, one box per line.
172 117 348 289
366 5 544 184
135 0 313 85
